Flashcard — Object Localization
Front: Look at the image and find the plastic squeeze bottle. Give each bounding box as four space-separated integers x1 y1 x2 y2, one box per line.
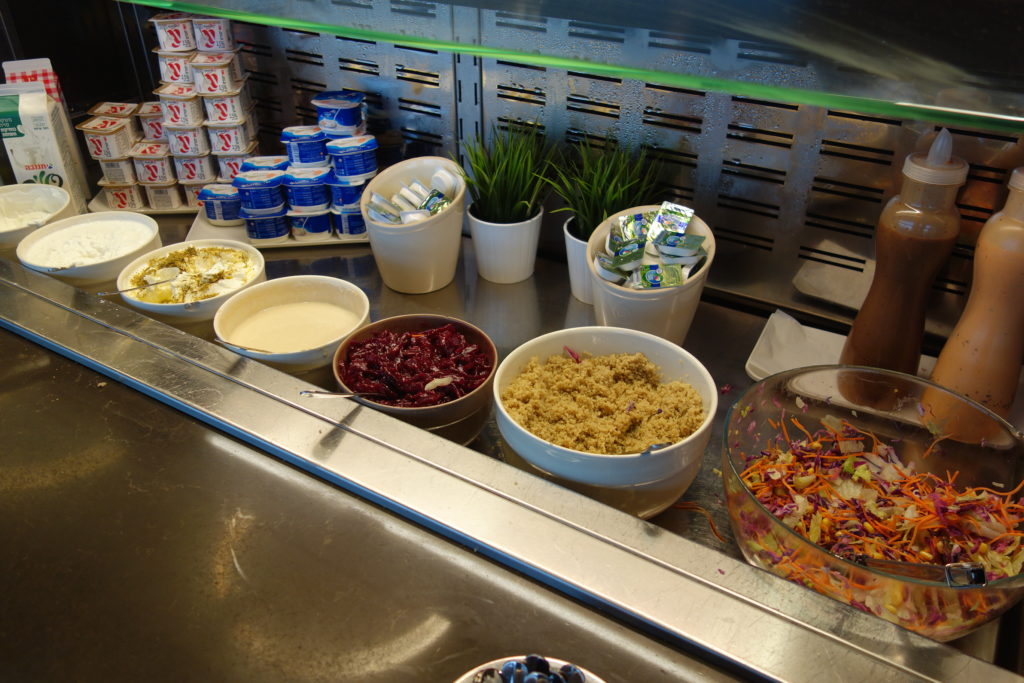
839 129 968 406
923 167 1024 436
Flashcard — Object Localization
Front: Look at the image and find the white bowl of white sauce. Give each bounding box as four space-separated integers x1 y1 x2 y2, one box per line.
16 211 161 286
213 274 371 372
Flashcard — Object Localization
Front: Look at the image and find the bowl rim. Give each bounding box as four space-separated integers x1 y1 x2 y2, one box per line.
15 210 159 271
116 237 265 307
493 325 718 461
332 312 497 414
722 363 1024 588
212 274 371 358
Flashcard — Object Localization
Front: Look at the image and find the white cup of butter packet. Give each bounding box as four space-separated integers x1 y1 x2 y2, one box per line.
587 202 716 346
360 156 465 295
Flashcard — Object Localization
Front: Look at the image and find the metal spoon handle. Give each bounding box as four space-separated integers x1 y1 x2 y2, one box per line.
96 277 175 297
299 389 384 399
215 338 277 355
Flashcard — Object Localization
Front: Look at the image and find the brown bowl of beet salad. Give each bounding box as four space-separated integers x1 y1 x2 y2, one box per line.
332 314 497 432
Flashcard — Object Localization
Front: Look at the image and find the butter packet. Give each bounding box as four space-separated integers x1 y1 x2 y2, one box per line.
594 254 627 283
648 201 699 255
419 188 450 215
659 245 707 266
609 240 645 271
628 263 685 289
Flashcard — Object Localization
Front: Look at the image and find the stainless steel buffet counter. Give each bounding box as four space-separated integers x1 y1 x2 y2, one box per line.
1 220 1021 682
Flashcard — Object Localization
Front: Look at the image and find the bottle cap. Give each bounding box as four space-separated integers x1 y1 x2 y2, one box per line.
902 128 968 186
1009 167 1024 192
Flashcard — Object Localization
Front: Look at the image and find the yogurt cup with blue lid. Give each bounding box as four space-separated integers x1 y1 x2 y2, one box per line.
232 170 286 214
198 183 243 226
326 135 378 182
284 167 332 211
281 125 329 167
240 155 290 172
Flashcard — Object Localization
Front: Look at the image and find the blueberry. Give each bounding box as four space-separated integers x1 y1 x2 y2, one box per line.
500 660 529 683
547 674 566 683
523 674 550 683
559 664 586 683
524 654 550 673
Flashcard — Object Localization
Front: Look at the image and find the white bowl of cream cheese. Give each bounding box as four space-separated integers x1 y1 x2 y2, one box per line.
115 238 265 322
16 211 161 286
0 184 74 249
213 275 371 372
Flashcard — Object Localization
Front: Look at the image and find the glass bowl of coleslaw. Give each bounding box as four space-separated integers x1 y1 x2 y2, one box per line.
723 364 1024 641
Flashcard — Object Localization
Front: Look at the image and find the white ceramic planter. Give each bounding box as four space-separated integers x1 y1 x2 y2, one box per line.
563 217 593 305
586 204 716 345
468 207 542 284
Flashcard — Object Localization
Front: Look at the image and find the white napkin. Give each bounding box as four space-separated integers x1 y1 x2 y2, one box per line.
745 310 934 381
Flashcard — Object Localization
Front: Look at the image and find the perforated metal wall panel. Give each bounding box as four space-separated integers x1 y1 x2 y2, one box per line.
180 9 1024 329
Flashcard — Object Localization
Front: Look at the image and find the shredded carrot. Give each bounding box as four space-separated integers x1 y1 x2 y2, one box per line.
673 502 727 543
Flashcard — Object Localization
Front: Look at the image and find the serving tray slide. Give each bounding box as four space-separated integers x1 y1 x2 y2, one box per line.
185 212 369 248
88 193 198 216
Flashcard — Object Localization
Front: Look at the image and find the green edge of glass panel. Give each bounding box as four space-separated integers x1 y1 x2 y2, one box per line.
122 0 1024 134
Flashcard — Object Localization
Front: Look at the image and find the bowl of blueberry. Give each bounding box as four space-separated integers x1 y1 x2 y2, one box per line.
454 654 603 683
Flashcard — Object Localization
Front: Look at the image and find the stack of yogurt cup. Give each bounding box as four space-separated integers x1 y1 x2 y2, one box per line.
77 102 145 210
205 89 376 245
148 11 257 207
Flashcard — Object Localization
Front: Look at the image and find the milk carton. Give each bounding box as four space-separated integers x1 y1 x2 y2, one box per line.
0 83 88 214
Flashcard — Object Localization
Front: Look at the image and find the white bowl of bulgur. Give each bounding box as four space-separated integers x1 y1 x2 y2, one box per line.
494 326 717 511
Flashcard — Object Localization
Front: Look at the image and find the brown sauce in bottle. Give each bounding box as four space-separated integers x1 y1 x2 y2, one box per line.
839 132 966 408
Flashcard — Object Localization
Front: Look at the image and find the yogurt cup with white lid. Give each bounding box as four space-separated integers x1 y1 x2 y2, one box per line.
233 170 286 214
149 12 196 52
192 16 236 52
154 82 204 126
205 118 252 154
310 90 365 137
88 102 139 118
199 183 243 226
99 157 136 184
200 83 249 123
189 51 242 94
143 182 184 210
213 141 258 180
153 48 195 84
180 181 205 208
135 101 166 141
240 155 290 172
164 121 210 156
173 153 216 183
97 179 145 210
76 116 136 160
130 141 175 185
